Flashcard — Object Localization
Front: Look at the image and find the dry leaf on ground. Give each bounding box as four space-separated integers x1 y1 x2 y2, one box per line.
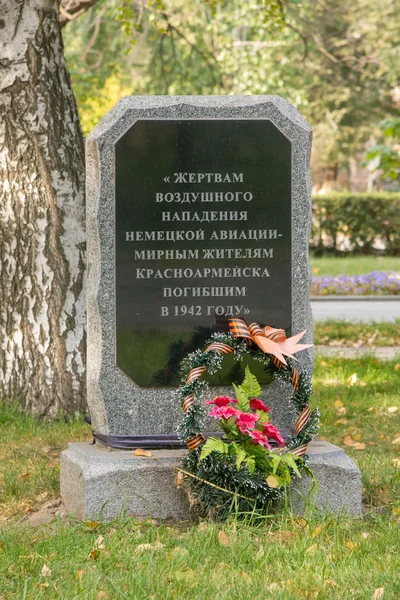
348 373 357 385
135 542 165 554
373 588 384 599
85 521 99 530
218 530 231 545
76 569 84 581
387 406 398 413
133 449 152 457
40 564 51 577
392 437 400 445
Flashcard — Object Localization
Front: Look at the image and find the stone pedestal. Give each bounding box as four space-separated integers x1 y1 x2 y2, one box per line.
290 440 362 516
60 440 362 521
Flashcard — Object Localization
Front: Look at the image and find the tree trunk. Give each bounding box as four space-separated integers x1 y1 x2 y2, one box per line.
0 0 86 415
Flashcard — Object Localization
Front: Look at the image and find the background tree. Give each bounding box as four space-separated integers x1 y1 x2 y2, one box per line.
63 0 400 189
0 0 86 415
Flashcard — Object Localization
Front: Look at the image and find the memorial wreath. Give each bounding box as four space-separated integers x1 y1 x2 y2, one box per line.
175 318 320 518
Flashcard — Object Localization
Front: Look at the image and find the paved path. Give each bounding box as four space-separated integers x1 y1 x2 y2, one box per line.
315 346 400 359
311 297 400 322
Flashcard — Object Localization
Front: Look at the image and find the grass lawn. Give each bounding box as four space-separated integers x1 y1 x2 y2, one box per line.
1 355 400 599
314 320 400 347
310 255 400 276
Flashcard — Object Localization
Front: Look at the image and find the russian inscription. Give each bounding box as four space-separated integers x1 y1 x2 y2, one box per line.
115 119 291 386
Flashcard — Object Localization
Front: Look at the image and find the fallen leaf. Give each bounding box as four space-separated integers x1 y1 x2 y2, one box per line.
353 433 362 441
392 458 400 468
345 541 356 550
312 525 324 537
95 535 105 549
348 373 357 385
312 267 320 274
97 592 109 599
335 418 348 425
133 449 152 457
85 521 99 530
320 360 327 366
338 407 347 415
35 582 49 589
361 532 369 539
41 564 51 577
373 588 384 599
392 437 400 445
218 530 231 545
135 542 165 554
0 541 4 550
266 475 279 488
334 399 343 408
387 406 398 413
343 435 356 447
392 506 400 516
174 568 195 582
267 583 281 591
76 569 84 581
325 579 338 587
87 549 100 561
176 471 183 488
18 473 31 481
353 442 366 450
394 364 400 371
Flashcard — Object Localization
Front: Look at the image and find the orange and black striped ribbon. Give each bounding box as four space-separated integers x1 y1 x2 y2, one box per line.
185 366 206 384
205 342 234 355
290 444 308 458
229 318 253 340
186 434 205 450
182 394 194 414
295 405 311 436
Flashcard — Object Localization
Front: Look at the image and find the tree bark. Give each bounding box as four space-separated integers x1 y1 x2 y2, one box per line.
0 0 86 415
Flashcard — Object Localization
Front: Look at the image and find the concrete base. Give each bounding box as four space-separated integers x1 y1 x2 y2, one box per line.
290 440 362 516
60 440 362 521
60 443 190 521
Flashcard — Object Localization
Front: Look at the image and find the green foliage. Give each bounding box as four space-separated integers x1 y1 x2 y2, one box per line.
311 193 400 255
62 0 400 178
365 117 400 182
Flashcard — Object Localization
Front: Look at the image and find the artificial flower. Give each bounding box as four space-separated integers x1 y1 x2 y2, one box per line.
205 396 237 407
262 422 285 447
249 430 272 449
249 398 270 413
235 411 259 433
208 406 237 420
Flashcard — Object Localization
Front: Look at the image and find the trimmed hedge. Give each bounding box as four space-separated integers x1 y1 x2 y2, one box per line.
311 192 400 255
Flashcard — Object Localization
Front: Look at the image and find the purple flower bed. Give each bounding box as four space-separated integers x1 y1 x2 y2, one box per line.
311 271 400 296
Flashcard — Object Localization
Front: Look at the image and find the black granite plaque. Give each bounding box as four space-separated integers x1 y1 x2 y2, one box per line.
115 120 291 386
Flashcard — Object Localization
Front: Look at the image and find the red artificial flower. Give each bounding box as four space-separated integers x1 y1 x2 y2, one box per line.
235 411 259 433
249 430 272 449
262 422 285 447
208 406 237 420
205 396 237 407
249 398 270 413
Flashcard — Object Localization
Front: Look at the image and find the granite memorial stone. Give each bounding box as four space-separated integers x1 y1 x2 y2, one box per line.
86 95 314 442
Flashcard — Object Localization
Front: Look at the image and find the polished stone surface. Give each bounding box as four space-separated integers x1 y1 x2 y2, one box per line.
86 96 313 436
115 119 292 386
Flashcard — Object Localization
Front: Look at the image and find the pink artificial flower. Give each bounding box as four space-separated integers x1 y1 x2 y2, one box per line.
249 430 272 449
262 422 285 447
208 406 237 420
249 398 270 413
235 411 259 433
205 396 237 407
